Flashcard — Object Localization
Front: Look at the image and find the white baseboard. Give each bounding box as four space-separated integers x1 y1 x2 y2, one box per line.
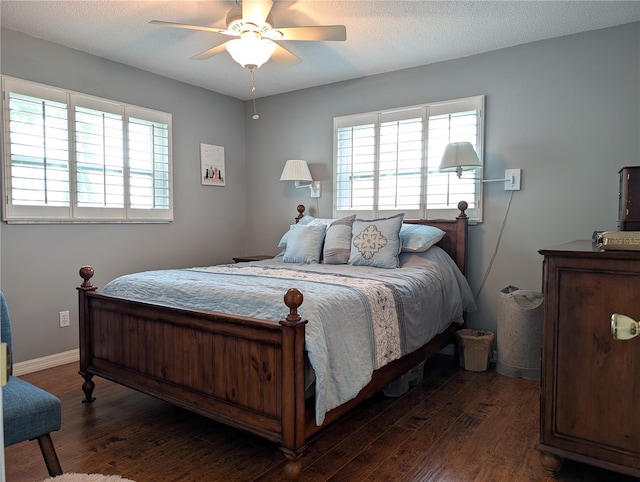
13 349 79 376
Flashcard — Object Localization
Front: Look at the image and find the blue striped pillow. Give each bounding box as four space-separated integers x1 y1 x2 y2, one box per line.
323 215 356 264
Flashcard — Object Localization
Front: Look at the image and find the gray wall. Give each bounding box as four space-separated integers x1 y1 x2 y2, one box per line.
1 22 639 364
245 22 640 335
1 28 247 362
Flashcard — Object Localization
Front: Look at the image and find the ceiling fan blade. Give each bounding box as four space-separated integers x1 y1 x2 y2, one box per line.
270 43 302 68
241 0 273 26
273 25 347 42
149 20 232 36
190 42 229 61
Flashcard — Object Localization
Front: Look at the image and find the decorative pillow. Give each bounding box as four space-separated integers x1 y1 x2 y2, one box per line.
299 215 335 227
348 213 404 268
277 224 297 247
297 215 316 225
323 214 357 265
400 224 446 253
279 216 335 248
282 224 327 264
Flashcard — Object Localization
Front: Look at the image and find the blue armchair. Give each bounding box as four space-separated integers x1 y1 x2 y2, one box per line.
1 291 63 476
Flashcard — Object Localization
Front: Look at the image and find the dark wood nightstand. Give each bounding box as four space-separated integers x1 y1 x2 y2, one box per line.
232 255 272 263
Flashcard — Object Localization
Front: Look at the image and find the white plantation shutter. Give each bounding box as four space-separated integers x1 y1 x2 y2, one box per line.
127 112 170 214
334 96 484 221
336 115 376 212
379 108 423 215
5 82 71 220
2 77 172 223
426 98 483 219
74 97 124 215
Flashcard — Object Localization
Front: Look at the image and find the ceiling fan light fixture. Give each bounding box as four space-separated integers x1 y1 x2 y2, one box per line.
226 32 275 69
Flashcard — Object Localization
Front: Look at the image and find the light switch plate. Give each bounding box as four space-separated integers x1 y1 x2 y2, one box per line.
310 181 321 198
504 169 521 191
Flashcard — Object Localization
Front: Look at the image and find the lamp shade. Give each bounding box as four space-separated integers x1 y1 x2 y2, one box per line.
226 33 275 69
280 160 313 182
439 142 482 175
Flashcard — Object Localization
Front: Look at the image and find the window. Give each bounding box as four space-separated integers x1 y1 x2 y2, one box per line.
334 96 484 221
2 76 172 223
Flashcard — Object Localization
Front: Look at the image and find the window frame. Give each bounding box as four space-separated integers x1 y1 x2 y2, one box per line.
1 76 173 224
333 95 484 222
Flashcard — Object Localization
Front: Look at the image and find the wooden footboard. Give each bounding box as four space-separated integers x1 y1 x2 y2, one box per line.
79 272 307 446
77 203 469 480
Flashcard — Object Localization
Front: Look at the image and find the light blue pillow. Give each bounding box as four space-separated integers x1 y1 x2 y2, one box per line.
323 214 356 265
348 213 404 268
278 216 335 248
400 224 446 253
283 224 327 264
277 224 297 248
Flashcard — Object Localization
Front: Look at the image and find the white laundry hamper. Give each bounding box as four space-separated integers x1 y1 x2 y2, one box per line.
496 285 543 380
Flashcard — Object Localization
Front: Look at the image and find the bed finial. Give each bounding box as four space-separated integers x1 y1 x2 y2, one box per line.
295 204 305 224
457 200 468 219
283 288 304 322
79 265 97 290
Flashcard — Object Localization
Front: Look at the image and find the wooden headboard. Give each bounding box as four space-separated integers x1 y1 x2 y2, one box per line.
404 200 469 275
294 201 469 276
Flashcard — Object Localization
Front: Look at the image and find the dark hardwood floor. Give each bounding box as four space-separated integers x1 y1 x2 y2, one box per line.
5 355 638 482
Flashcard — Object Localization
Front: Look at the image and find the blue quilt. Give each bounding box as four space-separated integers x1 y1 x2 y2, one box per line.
103 247 475 424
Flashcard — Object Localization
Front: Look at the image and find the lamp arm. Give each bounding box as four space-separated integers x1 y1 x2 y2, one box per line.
481 177 511 183
457 176 510 182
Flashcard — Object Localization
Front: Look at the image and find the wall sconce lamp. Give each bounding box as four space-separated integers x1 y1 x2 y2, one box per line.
439 142 522 191
280 159 321 198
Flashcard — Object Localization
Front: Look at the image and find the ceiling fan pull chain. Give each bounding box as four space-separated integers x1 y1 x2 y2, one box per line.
250 68 260 120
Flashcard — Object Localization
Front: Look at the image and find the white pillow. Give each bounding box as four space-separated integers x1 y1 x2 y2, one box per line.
299 216 335 227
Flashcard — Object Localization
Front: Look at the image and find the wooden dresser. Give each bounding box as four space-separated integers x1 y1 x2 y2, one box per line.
537 241 640 477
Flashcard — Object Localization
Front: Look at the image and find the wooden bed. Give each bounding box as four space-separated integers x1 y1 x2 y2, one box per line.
77 201 470 480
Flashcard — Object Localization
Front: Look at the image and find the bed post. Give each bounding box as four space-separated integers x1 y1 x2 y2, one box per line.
77 266 97 403
279 288 308 481
456 200 469 276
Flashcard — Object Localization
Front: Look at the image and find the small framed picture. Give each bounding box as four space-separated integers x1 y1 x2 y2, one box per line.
201 143 225 186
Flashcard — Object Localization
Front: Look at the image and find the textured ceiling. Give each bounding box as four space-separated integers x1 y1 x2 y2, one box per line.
2 1 640 100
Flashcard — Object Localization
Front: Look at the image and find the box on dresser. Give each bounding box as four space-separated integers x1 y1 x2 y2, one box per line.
618 166 640 230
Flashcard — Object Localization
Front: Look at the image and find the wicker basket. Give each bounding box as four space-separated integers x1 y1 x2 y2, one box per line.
456 329 494 372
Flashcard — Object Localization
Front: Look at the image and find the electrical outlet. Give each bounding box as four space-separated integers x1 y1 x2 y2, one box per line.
59 310 70 328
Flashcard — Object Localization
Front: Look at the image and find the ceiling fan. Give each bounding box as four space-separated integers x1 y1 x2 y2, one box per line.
150 0 347 69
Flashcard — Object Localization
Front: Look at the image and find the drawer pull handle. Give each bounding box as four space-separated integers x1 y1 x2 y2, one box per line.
611 313 639 340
